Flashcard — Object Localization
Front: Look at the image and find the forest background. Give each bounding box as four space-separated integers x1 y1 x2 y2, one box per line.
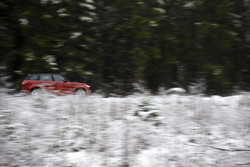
0 0 250 95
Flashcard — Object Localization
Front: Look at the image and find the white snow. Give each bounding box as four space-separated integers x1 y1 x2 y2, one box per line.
0 91 250 167
19 18 29 25
70 32 82 39
183 1 195 8
79 16 94 22
79 3 96 10
165 87 186 94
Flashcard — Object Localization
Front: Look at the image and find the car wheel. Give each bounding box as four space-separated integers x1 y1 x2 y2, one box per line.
30 88 42 97
75 89 86 96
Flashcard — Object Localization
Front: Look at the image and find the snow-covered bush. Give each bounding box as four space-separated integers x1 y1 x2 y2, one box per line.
134 100 162 126
0 65 13 93
238 92 250 107
0 93 250 167
188 78 207 94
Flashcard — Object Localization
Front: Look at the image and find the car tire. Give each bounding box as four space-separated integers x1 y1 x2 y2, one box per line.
75 88 86 96
30 88 42 97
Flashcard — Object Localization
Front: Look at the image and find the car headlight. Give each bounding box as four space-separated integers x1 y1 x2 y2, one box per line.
85 84 90 88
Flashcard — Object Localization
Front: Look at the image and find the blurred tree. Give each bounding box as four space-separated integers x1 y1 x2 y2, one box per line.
19 0 96 83
0 0 249 95
0 0 25 89
194 0 246 94
240 0 250 90
144 0 181 91
95 0 163 95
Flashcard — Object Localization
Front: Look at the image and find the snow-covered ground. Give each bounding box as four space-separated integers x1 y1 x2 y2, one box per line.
0 91 250 167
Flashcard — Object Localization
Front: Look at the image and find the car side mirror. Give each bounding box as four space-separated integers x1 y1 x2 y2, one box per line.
63 79 67 82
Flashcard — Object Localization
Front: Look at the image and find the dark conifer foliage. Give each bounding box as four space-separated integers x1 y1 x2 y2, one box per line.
0 0 249 95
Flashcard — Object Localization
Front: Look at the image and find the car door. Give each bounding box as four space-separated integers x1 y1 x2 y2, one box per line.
39 74 55 93
53 74 75 94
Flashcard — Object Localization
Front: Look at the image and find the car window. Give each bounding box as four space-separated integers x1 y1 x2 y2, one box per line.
53 74 65 82
29 75 39 80
40 74 52 81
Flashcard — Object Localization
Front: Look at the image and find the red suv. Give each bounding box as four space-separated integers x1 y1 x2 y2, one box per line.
21 73 91 96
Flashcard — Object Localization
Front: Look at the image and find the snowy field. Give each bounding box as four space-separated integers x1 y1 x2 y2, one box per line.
0 90 250 167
